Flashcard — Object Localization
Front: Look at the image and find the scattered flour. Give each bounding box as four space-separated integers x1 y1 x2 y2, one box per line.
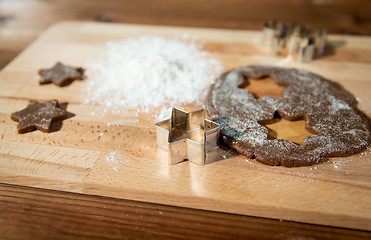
83 36 223 116
107 117 139 126
105 150 127 172
156 107 172 121
105 150 119 163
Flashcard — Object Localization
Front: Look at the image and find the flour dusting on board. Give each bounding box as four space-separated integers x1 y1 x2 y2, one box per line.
83 36 223 117
105 150 127 172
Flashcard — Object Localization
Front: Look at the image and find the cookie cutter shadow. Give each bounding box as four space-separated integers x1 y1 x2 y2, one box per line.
59 76 86 87
319 40 346 59
95 15 113 23
49 102 75 133
168 136 240 165
210 142 239 163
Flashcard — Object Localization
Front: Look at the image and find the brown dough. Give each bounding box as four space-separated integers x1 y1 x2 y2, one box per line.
11 100 67 133
206 65 371 167
39 62 85 86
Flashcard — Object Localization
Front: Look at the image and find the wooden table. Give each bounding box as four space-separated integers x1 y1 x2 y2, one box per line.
1 1 371 239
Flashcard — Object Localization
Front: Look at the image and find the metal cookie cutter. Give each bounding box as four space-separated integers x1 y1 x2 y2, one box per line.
262 20 288 55
262 21 328 62
287 24 327 62
288 36 316 62
155 108 220 165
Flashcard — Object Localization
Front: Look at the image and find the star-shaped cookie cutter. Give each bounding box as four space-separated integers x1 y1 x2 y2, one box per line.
155 108 220 165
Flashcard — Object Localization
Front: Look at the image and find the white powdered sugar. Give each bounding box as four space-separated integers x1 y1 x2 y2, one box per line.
83 36 222 114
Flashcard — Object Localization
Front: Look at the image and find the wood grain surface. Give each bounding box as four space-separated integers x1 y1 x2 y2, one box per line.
1 182 371 240
1 0 371 70
0 21 371 233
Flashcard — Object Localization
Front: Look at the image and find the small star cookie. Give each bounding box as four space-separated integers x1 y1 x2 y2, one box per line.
39 62 85 86
11 100 67 133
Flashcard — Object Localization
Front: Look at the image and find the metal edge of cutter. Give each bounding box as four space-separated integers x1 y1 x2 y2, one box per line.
155 108 220 165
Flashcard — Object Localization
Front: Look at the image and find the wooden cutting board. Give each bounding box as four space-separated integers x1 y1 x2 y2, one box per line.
0 21 370 230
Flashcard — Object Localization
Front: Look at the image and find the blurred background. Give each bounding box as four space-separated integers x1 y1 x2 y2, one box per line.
1 0 371 69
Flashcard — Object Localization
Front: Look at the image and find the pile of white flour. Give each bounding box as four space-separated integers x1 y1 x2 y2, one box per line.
83 36 223 115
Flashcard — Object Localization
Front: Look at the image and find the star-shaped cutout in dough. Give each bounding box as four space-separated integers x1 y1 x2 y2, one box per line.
11 100 67 133
39 62 85 86
156 108 220 165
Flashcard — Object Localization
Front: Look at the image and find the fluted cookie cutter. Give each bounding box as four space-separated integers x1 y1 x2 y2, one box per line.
288 36 316 62
262 20 288 55
287 24 327 62
155 108 220 165
262 21 327 62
